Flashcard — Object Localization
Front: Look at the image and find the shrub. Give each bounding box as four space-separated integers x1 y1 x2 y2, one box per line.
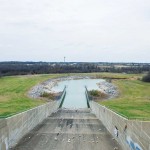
40 92 55 100
89 90 99 97
142 72 150 82
89 90 107 98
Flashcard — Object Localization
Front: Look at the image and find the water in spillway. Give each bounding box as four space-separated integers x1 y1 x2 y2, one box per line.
51 79 104 108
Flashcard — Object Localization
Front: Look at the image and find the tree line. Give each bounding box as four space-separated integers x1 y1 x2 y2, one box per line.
0 61 150 77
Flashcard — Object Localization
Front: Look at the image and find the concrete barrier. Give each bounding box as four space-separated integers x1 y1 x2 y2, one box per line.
0 101 58 150
90 101 150 150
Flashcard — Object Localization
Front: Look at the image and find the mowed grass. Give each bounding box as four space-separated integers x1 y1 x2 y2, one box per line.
100 79 150 119
0 74 65 117
0 72 149 119
76 72 150 119
75 72 142 79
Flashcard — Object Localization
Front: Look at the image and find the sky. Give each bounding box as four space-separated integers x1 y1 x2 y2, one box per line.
0 0 150 62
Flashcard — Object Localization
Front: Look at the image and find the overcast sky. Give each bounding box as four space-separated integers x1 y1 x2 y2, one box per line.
0 0 150 62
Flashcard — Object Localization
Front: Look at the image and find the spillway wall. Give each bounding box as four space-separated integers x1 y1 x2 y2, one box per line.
90 101 150 150
0 101 59 150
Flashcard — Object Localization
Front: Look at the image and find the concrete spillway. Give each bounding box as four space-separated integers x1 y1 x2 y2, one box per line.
11 109 122 150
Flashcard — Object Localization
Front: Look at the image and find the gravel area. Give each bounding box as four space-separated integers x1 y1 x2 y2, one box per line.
28 78 60 99
97 81 118 99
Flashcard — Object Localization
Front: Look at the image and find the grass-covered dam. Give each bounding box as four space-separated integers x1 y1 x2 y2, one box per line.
11 78 122 150
0 73 150 150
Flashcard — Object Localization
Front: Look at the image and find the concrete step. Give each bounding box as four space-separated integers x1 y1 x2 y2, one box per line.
43 118 102 125
57 108 91 113
11 133 120 150
11 108 123 150
31 120 107 134
49 109 96 119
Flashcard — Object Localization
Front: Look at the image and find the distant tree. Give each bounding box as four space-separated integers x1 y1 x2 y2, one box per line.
0 62 150 76
142 72 150 82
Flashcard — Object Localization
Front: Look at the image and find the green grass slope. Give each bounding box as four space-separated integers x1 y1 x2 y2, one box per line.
0 74 64 117
0 73 149 120
100 79 150 119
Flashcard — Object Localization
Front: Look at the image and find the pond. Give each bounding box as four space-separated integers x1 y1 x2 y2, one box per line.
51 79 105 109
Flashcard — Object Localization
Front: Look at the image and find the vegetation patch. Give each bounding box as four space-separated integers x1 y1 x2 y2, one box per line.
88 90 107 100
40 92 62 100
40 92 55 100
79 72 142 80
142 72 150 82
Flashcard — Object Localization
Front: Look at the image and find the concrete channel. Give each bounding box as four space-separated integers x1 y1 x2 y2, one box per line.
11 108 122 150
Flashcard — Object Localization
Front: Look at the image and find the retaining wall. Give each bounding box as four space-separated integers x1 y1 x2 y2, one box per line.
90 101 150 150
0 101 58 150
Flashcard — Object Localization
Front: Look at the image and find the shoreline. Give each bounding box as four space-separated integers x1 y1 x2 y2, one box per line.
28 76 118 100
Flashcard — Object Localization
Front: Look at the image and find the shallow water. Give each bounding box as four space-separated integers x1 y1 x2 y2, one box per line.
51 79 104 108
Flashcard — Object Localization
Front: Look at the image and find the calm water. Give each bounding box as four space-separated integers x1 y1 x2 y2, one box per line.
52 79 104 108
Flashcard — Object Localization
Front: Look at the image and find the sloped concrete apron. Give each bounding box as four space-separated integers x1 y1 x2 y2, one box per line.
0 101 58 150
10 109 122 150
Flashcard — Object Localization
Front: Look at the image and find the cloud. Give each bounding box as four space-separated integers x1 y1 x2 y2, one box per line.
0 0 150 62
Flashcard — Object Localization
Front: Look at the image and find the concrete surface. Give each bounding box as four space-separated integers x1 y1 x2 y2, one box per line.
90 101 150 150
0 101 58 150
11 109 122 150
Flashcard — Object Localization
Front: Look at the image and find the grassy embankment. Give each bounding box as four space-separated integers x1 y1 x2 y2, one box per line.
0 72 149 119
0 74 65 118
98 73 150 120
